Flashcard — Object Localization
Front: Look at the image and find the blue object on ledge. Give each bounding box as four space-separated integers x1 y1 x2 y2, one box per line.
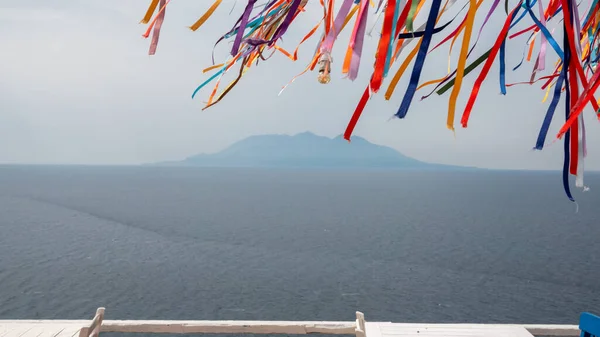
580 312 600 337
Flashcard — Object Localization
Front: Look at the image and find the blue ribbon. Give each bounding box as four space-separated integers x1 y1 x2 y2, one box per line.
584 28 593 67
191 68 226 99
240 5 284 39
512 41 528 71
396 18 454 39
395 0 443 119
509 0 536 30
563 75 574 202
501 2 530 94
562 14 575 202
500 39 507 94
524 0 564 60
534 64 565 150
581 0 599 28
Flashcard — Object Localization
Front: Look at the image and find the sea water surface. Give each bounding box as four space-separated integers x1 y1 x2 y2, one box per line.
0 166 598 324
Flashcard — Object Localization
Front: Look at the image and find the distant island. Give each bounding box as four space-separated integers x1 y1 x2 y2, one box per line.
152 132 468 170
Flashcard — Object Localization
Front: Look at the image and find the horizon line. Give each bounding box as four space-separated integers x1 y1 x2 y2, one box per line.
1 163 599 173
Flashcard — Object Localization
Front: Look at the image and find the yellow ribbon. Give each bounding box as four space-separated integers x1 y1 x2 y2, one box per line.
384 43 420 100
542 81 554 103
203 64 225 73
446 0 477 131
189 0 223 31
141 0 160 24
448 24 465 73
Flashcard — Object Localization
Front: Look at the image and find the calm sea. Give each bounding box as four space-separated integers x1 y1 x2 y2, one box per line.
0 166 598 324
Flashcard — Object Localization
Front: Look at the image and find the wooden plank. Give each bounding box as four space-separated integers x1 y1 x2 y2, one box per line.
373 324 579 331
0 326 12 337
3 324 36 337
0 323 89 326
89 308 105 337
15 325 34 337
100 321 357 335
54 326 83 337
356 313 366 337
0 324 8 337
79 308 105 337
0 324 18 337
0 324 84 337
523 325 580 336
4 324 34 337
2 321 355 336
366 322 383 337
374 324 535 337
18 325 47 337
372 324 580 337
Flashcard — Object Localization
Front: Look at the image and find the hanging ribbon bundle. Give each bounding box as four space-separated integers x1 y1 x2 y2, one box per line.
139 0 600 202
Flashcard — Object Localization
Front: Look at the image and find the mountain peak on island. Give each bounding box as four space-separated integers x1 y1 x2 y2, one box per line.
153 132 457 169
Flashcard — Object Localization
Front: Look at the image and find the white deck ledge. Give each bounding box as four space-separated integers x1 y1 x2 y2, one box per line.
0 309 581 337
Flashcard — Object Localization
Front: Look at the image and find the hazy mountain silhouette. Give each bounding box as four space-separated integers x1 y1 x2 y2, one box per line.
153 132 464 169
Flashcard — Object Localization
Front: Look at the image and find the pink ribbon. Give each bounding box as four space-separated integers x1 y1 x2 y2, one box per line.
149 0 168 55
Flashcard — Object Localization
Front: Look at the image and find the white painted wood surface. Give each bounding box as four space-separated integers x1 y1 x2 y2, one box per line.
364 323 580 337
372 323 536 337
100 320 357 334
0 310 581 337
0 322 83 337
368 323 580 337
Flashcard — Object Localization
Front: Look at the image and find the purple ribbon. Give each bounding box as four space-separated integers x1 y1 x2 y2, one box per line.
149 0 167 55
321 0 354 53
348 0 370 81
246 0 304 47
231 0 259 56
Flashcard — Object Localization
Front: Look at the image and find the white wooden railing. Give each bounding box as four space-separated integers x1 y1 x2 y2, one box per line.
79 308 105 337
78 308 361 337
75 308 580 337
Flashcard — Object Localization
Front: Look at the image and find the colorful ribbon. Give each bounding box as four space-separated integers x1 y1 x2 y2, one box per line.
138 0 600 202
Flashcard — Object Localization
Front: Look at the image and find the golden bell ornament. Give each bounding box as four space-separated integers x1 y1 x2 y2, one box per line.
317 52 332 84
318 72 331 84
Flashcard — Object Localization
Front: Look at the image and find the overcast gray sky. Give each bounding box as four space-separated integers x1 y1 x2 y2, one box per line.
1 0 599 170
